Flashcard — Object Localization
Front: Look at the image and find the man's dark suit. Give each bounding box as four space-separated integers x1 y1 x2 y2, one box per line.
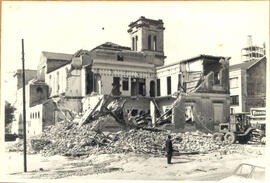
165 138 173 164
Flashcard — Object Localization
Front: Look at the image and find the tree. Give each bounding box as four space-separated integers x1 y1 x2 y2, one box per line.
5 101 16 127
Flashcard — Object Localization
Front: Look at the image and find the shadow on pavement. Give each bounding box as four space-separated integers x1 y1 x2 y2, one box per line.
171 160 193 164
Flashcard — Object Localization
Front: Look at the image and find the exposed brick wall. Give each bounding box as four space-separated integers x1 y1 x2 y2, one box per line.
246 58 266 110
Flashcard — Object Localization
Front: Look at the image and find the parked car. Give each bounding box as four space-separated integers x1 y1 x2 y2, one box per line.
220 158 265 182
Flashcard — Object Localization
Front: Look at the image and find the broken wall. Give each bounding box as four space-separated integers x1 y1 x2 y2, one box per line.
122 97 151 120
15 70 37 90
172 96 186 129
66 69 82 97
202 58 230 94
56 97 82 114
29 84 48 107
45 64 69 97
156 92 230 132
43 100 57 128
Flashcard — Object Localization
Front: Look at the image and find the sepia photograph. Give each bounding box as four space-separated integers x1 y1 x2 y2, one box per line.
1 1 269 182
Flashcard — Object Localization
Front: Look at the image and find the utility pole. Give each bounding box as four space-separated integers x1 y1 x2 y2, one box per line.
22 39 27 172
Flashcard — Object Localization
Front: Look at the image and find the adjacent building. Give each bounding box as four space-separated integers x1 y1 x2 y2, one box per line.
230 37 266 114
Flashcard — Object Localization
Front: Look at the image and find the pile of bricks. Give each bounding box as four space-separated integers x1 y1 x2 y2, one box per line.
8 117 246 157
6 95 251 157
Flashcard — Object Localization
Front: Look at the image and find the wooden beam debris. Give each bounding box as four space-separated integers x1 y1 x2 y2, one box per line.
79 96 104 126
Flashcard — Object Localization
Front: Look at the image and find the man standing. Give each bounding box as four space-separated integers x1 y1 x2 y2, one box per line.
165 135 173 164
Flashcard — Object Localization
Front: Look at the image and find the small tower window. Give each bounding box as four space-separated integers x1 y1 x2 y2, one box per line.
148 35 151 50
153 35 157 51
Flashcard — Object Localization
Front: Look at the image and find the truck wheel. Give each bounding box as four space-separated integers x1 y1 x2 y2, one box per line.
212 133 223 142
224 132 236 144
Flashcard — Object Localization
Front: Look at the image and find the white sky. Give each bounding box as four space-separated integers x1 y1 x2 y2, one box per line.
1 1 269 103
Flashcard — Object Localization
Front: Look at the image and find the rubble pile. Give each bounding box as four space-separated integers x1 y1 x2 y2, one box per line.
7 118 244 157
7 96 257 157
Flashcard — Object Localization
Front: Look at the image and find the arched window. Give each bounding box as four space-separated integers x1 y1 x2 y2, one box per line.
38 112 40 119
148 35 151 50
153 36 157 51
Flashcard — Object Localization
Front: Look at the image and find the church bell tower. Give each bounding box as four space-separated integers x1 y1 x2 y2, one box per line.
128 16 166 66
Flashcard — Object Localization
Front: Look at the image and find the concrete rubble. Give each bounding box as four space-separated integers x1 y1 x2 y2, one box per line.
7 96 264 157
7 120 256 157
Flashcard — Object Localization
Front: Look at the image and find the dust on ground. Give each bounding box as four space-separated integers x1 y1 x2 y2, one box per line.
1 144 265 181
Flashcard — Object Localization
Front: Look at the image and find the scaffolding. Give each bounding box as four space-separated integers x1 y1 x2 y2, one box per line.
241 35 265 62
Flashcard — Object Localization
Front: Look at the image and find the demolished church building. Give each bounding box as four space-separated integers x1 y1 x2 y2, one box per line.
13 16 230 136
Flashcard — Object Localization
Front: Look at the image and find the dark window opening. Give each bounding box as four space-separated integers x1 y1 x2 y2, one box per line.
131 78 145 96
117 55 124 61
139 79 146 96
178 74 182 91
112 77 121 96
131 109 138 116
148 35 151 50
86 69 94 94
230 95 239 105
132 37 135 50
139 110 145 116
167 76 171 95
153 35 157 51
157 79 160 96
36 87 43 94
131 78 137 96
220 124 229 130
122 78 129 91
150 80 155 97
